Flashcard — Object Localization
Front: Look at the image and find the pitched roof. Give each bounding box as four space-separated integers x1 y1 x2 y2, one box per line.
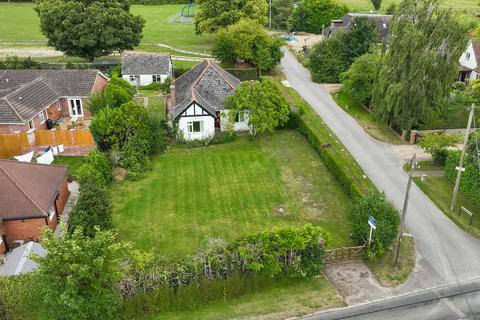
0 69 105 123
0 160 68 220
122 54 172 75
471 39 480 73
171 61 241 118
327 13 392 40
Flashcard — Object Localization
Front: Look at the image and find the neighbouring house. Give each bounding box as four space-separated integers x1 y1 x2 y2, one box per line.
0 69 108 134
122 53 173 87
324 13 391 41
168 60 249 141
0 160 69 254
458 39 480 82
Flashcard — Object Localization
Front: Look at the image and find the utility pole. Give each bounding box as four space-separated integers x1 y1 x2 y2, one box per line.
450 104 475 211
269 0 272 29
395 154 416 266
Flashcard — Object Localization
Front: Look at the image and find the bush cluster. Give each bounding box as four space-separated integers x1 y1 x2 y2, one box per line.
445 151 480 207
121 225 330 298
348 192 400 260
0 56 41 69
88 76 135 114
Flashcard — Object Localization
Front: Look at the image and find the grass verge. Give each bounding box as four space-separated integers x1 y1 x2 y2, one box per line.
331 90 404 145
143 276 344 320
414 176 480 239
403 160 443 173
368 236 416 287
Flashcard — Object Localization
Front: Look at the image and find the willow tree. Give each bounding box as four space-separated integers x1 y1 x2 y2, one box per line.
371 0 468 130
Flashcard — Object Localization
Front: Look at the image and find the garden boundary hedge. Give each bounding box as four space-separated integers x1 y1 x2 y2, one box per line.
445 151 480 207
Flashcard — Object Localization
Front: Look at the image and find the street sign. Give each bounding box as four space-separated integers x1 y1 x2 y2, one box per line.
368 215 377 230
455 166 466 172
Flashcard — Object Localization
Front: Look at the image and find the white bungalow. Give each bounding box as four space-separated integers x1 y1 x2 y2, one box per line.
122 54 172 87
169 61 249 140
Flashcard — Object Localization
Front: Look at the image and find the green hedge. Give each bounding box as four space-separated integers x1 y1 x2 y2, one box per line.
131 0 189 4
445 151 480 207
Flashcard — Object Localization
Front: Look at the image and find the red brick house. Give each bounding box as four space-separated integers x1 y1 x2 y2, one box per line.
0 70 108 134
0 160 69 254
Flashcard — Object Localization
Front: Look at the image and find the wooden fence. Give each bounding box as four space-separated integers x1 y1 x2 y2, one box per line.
325 245 365 264
0 133 30 159
34 129 94 147
0 129 94 159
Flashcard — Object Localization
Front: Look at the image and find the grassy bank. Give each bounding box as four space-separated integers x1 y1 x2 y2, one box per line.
331 90 404 145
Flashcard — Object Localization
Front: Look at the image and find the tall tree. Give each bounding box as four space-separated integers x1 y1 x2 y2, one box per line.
371 0 468 130
271 0 294 30
212 19 284 75
371 0 382 10
36 0 144 61
225 79 290 137
195 0 268 34
34 228 129 319
289 0 349 34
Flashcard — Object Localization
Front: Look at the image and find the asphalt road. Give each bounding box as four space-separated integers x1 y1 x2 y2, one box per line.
280 50 480 289
302 278 480 320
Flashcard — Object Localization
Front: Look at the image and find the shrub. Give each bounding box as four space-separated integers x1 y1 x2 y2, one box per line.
225 68 258 81
76 150 113 187
0 56 41 69
88 91 111 114
120 134 151 175
289 0 349 34
104 84 133 108
68 181 113 237
348 192 400 260
418 133 461 165
140 82 161 91
309 34 350 83
342 50 380 105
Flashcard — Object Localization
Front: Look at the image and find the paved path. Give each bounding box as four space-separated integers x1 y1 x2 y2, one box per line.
54 181 80 237
281 50 480 291
300 277 480 319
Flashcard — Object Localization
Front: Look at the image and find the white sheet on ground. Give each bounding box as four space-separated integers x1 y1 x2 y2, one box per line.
36 149 54 164
13 151 34 163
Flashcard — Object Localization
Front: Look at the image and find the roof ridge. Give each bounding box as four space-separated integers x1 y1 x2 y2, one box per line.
1 97 24 122
190 61 212 100
173 60 209 85
208 62 239 90
0 163 46 215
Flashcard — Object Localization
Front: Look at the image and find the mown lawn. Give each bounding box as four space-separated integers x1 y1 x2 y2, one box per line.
0 3 212 52
112 130 353 258
331 90 404 145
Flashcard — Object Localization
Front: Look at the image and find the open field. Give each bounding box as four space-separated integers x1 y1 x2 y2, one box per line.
0 3 212 52
332 90 405 145
112 130 353 258
335 0 479 13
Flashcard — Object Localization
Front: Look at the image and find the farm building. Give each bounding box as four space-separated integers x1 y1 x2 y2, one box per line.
168 60 249 141
0 69 108 134
0 160 69 254
122 53 173 86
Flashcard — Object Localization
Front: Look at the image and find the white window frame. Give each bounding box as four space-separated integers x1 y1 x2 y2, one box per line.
187 120 203 133
68 98 84 117
236 111 246 123
152 74 162 83
48 206 55 222
38 110 46 124
28 119 35 130
129 75 136 82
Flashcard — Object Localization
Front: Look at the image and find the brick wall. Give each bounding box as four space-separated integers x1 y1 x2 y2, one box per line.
55 179 70 215
0 225 5 254
0 124 29 134
2 218 49 245
93 73 108 93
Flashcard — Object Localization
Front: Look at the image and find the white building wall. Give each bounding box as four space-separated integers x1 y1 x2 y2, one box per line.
220 110 249 132
459 41 477 71
178 115 215 140
122 74 170 86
